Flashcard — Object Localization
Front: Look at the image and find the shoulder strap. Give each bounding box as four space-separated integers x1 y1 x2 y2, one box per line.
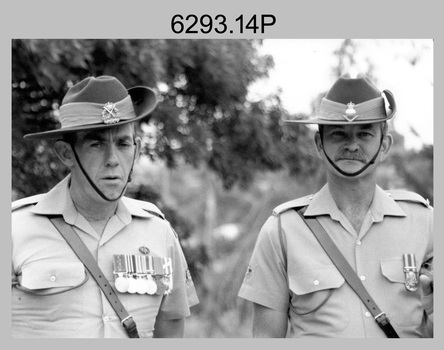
49 216 139 338
295 208 400 338
387 190 432 208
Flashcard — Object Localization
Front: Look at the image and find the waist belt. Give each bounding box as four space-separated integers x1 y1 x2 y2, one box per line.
49 216 140 338
296 207 400 338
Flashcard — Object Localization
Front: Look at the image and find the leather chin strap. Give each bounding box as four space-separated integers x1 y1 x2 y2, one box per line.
70 143 137 202
320 132 384 177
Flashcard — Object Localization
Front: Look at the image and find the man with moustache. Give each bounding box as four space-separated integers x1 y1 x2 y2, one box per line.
238 74 433 338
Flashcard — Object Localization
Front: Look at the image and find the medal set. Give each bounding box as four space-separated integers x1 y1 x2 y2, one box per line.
113 254 173 295
403 253 419 292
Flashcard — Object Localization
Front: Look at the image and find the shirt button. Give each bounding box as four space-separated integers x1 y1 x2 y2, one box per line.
103 316 110 322
356 240 362 245
360 275 366 281
313 280 320 285
49 275 56 282
365 311 371 318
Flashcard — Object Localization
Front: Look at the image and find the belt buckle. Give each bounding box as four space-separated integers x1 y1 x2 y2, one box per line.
374 312 389 326
121 315 134 326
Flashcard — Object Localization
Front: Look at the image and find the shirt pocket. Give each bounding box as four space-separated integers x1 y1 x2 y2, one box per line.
289 264 345 315
20 259 87 292
13 259 87 331
380 258 423 328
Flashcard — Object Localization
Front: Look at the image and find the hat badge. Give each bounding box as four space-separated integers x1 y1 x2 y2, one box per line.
345 102 356 117
102 102 120 124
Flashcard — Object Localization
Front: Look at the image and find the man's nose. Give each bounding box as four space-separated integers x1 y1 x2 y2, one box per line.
344 135 360 151
105 144 119 166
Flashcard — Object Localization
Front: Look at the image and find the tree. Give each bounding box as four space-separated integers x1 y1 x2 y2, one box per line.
12 39 316 288
12 39 315 199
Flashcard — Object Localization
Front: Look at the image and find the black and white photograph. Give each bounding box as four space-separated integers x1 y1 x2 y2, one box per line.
10 38 434 339
4 0 440 346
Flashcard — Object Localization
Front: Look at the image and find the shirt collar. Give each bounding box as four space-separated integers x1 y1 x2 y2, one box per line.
31 174 156 223
370 185 406 221
304 184 342 221
304 183 406 221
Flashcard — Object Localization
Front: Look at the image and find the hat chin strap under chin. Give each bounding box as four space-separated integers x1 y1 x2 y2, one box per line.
70 144 136 202
321 134 384 177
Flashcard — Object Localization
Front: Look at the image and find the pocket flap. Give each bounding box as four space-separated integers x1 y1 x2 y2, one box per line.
21 259 86 290
289 265 345 295
380 258 404 283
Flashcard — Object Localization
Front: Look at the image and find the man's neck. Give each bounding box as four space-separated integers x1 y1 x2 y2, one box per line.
327 174 376 233
69 185 118 223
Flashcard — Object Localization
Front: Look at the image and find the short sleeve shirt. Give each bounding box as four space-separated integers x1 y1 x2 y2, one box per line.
11 175 199 338
238 184 433 338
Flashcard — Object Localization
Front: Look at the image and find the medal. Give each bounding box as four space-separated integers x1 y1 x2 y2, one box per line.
126 255 137 293
115 275 130 293
113 255 130 293
153 256 164 275
154 277 168 295
134 278 148 294
146 276 158 295
127 277 137 294
403 253 419 292
131 255 146 294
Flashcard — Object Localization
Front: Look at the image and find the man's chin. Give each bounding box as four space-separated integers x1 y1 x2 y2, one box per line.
98 187 126 201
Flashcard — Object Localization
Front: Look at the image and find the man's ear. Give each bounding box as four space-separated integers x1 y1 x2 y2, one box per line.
379 133 393 162
54 140 75 168
134 136 142 159
314 132 324 158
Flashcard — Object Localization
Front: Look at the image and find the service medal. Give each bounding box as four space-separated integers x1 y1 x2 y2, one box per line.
154 278 168 295
127 277 137 294
115 276 130 293
403 253 419 292
146 276 158 295
135 278 149 294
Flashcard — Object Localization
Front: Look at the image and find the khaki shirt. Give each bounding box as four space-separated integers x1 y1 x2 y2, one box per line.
11 175 198 338
239 184 433 338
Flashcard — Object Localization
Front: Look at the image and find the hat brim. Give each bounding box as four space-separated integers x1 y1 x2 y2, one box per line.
24 86 157 140
285 89 396 126
284 115 393 125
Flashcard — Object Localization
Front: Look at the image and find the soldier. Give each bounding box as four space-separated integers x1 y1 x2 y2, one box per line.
238 74 433 338
11 76 198 338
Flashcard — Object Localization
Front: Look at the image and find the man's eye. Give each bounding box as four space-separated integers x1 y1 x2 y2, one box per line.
90 142 103 148
118 142 133 149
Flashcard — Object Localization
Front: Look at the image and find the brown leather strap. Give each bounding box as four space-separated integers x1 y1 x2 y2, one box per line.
296 208 399 338
49 216 139 338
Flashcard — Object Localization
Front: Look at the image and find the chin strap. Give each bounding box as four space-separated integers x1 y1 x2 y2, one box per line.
320 132 384 177
70 142 137 202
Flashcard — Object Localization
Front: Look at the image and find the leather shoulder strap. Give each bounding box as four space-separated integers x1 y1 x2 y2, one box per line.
49 216 139 338
296 208 399 338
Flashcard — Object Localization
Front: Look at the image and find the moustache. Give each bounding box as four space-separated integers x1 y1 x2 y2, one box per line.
336 151 365 162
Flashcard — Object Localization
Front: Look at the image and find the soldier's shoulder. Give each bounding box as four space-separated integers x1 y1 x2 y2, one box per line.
386 189 432 209
11 194 44 212
272 194 313 216
123 197 166 219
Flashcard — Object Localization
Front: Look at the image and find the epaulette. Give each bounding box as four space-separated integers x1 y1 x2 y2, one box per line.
142 204 166 220
272 195 313 216
386 190 432 209
11 194 44 212
124 197 166 219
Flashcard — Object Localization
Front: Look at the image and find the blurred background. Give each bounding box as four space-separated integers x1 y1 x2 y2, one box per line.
11 39 433 337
